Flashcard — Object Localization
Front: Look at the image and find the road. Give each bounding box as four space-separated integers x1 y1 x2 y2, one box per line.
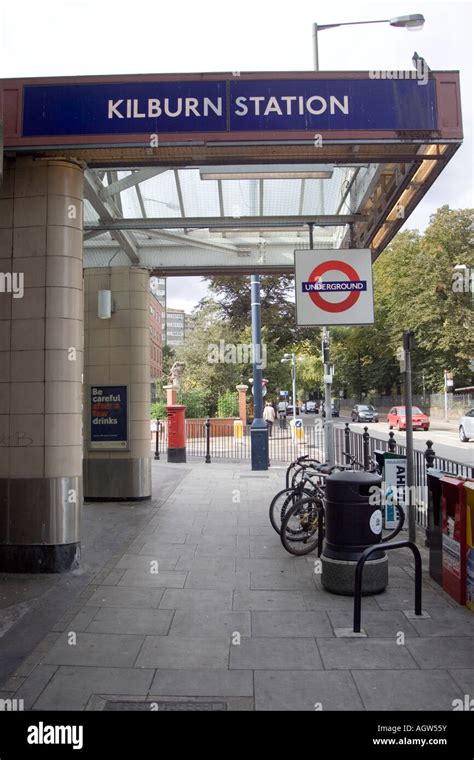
299 412 474 467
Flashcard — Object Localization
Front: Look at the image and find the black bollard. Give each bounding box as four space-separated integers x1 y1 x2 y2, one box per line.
204 418 211 464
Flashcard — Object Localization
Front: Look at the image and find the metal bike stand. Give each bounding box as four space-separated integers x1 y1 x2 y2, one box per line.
353 540 425 633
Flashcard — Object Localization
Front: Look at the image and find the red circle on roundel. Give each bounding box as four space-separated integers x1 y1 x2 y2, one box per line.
308 260 361 313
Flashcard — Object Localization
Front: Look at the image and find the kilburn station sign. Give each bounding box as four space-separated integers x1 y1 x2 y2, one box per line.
0 70 463 260
21 78 437 136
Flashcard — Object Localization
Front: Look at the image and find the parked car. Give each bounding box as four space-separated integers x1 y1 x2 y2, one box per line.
320 402 339 418
286 404 300 416
387 405 430 431
459 408 474 442
351 404 379 423
303 400 318 413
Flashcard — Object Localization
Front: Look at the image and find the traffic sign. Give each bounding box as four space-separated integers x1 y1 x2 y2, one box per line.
280 390 289 396
294 249 374 326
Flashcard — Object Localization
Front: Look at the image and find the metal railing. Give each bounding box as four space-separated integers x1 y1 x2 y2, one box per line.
335 423 474 529
152 417 326 463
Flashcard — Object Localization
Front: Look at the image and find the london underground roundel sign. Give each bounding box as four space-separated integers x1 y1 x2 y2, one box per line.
294 249 374 326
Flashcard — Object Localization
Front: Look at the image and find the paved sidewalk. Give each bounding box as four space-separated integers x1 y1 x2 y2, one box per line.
1 459 474 711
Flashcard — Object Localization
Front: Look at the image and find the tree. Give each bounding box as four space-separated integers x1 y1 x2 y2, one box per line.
205 274 315 347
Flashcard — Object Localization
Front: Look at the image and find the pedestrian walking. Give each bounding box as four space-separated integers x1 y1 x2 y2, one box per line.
263 400 276 437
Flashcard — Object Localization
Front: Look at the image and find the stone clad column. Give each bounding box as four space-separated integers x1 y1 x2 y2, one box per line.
0 158 83 572
83 267 152 500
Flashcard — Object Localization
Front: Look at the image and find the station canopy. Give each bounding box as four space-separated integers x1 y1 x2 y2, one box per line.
0 71 463 275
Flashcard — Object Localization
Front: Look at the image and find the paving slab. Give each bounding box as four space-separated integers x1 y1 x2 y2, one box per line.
86 608 174 636
174 557 236 573
117 570 187 588
254 670 364 711
302 590 381 611
134 636 229 670
149 669 254 698
11 664 58 710
186 533 237 546
318 638 419 670
352 670 463 711
168 610 251 638
406 637 474 669
374 587 454 611
233 590 306 611
159 589 232 611
327 610 419 638
406 607 474 637
65 607 101 633
250 571 317 591
250 610 334 638
87 586 164 609
448 669 474 694
183 570 250 590
230 637 322 670
236 558 303 574
42 632 145 668
33 666 154 711
114 554 178 571
194 544 250 558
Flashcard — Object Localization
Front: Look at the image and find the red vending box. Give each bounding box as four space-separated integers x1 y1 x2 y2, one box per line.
441 476 467 604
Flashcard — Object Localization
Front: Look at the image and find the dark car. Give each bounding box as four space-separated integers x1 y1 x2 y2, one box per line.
351 404 379 423
320 402 339 418
303 401 318 413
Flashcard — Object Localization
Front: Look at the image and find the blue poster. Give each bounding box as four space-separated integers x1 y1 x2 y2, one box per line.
22 77 437 137
90 385 128 448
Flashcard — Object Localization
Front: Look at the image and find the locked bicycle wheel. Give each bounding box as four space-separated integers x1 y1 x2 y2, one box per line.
280 496 324 556
269 486 313 535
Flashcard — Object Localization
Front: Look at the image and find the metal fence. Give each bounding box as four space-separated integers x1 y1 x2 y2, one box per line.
335 424 474 529
153 418 325 463
153 418 473 531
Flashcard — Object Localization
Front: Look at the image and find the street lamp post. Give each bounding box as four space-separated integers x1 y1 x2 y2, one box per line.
313 14 425 69
281 353 297 414
250 275 268 470
312 12 425 467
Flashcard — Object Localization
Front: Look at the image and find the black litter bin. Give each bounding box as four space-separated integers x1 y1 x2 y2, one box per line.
426 468 445 586
321 470 388 595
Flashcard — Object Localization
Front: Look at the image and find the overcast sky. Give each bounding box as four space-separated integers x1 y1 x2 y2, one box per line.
1 0 472 311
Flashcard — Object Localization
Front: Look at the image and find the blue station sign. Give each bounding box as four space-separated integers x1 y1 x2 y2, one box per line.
22 77 438 137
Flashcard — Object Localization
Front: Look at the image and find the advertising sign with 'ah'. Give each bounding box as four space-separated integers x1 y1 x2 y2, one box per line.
294 249 374 326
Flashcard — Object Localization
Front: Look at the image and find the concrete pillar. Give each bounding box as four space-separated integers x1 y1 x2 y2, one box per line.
164 384 178 406
0 158 83 572
236 383 248 425
83 267 151 500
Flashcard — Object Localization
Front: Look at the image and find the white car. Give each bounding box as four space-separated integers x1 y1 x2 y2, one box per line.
459 408 474 442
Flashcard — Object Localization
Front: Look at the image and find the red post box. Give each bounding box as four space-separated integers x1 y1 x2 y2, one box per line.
441 476 467 604
166 405 187 463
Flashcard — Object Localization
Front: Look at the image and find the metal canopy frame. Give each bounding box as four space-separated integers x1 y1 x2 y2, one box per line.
1 70 458 274
82 139 459 275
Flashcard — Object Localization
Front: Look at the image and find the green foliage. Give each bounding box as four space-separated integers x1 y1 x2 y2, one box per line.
150 401 167 419
177 388 211 418
330 207 474 397
164 207 474 405
217 390 239 417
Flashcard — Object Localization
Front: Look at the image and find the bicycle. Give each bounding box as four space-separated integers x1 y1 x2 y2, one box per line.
278 455 380 556
270 460 343 537
284 454 321 490
280 494 325 556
